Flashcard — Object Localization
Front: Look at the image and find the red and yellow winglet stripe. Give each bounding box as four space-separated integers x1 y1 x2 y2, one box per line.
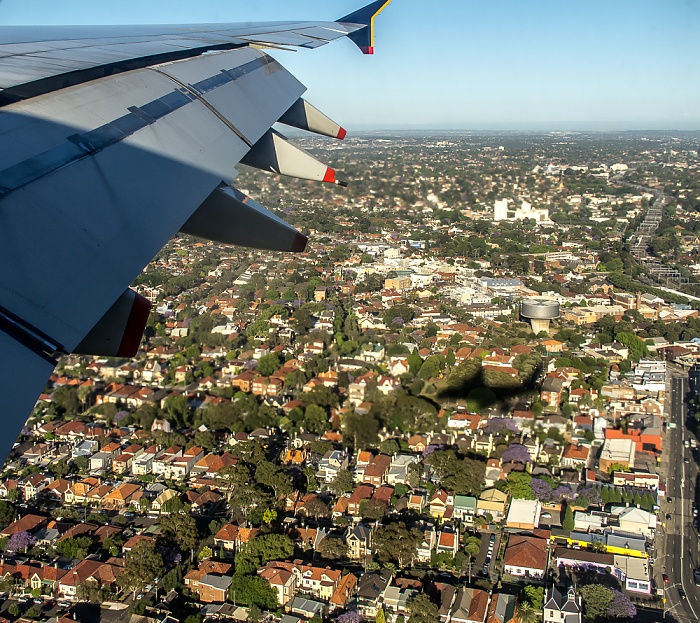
337 0 393 55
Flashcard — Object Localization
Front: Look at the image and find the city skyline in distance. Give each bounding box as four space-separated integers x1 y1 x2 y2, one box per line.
1 0 699 131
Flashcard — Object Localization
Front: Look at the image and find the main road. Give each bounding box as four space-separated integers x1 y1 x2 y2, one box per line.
663 374 700 622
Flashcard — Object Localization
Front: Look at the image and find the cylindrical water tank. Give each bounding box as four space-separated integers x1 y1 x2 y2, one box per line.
520 298 560 320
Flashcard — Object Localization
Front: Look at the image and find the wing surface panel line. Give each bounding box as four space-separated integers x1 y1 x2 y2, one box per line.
148 66 254 148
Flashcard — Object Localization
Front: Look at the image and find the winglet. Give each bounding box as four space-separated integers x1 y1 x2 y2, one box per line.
337 0 392 55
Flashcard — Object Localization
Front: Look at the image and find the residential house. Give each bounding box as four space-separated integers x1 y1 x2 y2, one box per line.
560 444 590 470
430 490 454 519
453 495 477 525
541 377 564 408
346 524 373 560
362 454 392 487
383 585 419 621
316 450 348 484
503 535 548 579
476 489 508 521
259 564 296 607
213 524 239 557
543 586 581 623
1 514 46 538
449 587 490 623
197 575 233 603
386 454 418 485
356 570 392 618
436 526 460 556
58 560 121 600
416 526 437 562
103 482 141 509
486 593 517 623
347 486 374 516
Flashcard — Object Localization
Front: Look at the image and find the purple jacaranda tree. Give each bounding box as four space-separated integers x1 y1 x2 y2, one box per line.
577 486 602 508
337 611 362 623
501 443 531 464
484 417 519 435
6 530 36 553
422 444 447 458
114 410 129 424
531 478 554 502
607 589 637 619
552 485 575 501
157 545 182 567
244 359 258 370
392 317 405 326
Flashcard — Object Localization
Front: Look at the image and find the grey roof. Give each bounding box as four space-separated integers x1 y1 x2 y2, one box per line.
199 574 232 591
357 569 392 599
491 593 517 623
349 523 372 541
289 596 324 617
606 530 646 551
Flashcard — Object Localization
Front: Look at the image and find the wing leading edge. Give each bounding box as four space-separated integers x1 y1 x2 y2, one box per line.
0 1 393 464
0 0 392 105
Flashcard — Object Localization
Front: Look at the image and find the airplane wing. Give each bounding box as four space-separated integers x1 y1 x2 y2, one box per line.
0 0 392 463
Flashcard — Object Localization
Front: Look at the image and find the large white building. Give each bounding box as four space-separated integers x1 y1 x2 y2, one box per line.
494 198 550 223
494 198 509 221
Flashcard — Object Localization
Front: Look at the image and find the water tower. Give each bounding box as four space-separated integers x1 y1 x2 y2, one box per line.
521 297 560 335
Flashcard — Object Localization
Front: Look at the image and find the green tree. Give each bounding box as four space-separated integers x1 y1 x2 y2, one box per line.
359 499 386 521
506 471 534 500
520 585 545 611
0 501 17 529
515 601 538 623
373 522 422 568
343 410 379 449
158 510 199 555
376 608 387 623
317 537 348 561
229 573 278 609
329 469 355 496
407 352 423 375
255 461 292 499
118 540 164 597
56 536 93 559
562 504 575 531
407 593 440 623
303 404 329 435
580 584 613 622
257 353 281 377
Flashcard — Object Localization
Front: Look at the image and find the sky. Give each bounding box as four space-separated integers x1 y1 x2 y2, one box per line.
2 0 699 131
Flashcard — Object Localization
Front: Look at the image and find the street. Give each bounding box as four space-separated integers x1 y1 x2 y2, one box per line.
663 374 700 622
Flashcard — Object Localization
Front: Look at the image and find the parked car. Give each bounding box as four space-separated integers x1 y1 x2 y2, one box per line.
17 596 28 603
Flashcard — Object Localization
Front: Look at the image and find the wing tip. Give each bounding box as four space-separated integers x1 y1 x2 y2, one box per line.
323 167 337 184
116 293 151 357
338 0 392 54
291 232 308 253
